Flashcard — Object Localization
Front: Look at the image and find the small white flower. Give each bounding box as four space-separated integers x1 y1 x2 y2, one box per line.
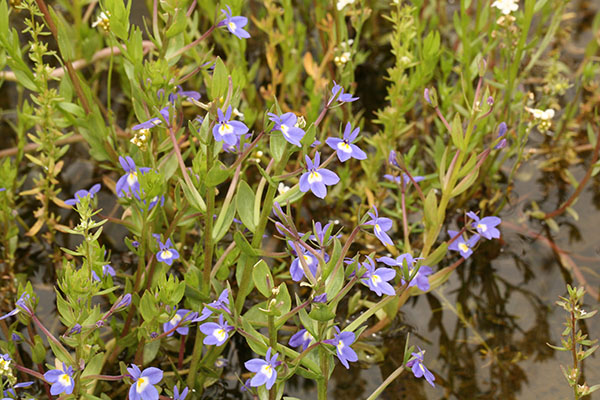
337 0 356 11
92 11 111 32
491 0 518 15
278 183 290 195
526 107 555 120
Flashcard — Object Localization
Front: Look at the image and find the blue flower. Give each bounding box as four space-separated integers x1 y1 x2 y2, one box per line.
324 327 358 369
383 173 425 188
200 314 234 346
154 236 180 266
115 294 132 309
447 230 480 259
218 5 250 39
244 347 279 390
377 254 432 292
326 122 367 162
213 106 249 146
163 309 197 337
127 365 163 400
268 112 306 147
168 86 200 104
406 348 435 387
466 211 501 240
195 289 231 322
364 206 393 246
0 293 32 320
290 247 318 282
299 152 340 199
132 107 170 130
328 81 359 105
65 183 101 206
360 257 396 296
495 122 508 149
92 264 116 282
173 385 189 400
116 156 151 198
288 328 314 351
44 362 74 396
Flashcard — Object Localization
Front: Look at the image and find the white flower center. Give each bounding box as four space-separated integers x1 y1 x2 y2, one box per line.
136 376 149 393
477 223 487 232
219 123 234 135
260 364 274 379
213 328 227 342
302 255 313 265
228 21 237 31
458 242 469 253
59 373 72 387
280 124 290 137
127 171 138 186
308 171 322 184
371 274 382 285
161 250 173 259
337 340 345 351
337 141 352 153
303 331 313 343
169 313 182 326
374 224 381 233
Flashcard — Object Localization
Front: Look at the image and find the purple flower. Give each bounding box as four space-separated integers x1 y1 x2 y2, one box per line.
169 86 200 104
378 253 432 291
267 112 305 147
173 385 189 400
424 88 431 104
218 5 250 39
323 327 358 369
200 314 234 346
68 324 82 335
495 122 508 149
326 122 367 162
299 152 340 199
0 188 5 192
360 256 396 296
195 289 230 322
407 348 435 387
116 156 151 198
0 293 32 320
328 80 359 106
132 107 170 130
466 211 501 240
65 183 101 206
44 362 74 396
289 328 314 351
313 293 327 303
212 106 249 146
244 347 279 389
309 221 341 246
154 236 179 266
92 264 116 282
115 293 132 309
214 358 229 368
388 150 399 167
364 206 393 246
383 173 425 188
127 365 163 400
163 309 197 337
290 247 318 282
147 195 165 211
447 230 480 259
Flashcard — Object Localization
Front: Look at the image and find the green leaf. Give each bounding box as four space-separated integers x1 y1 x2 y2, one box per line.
233 231 258 257
143 339 161 364
423 189 438 229
82 353 104 377
206 162 231 187
139 292 156 322
270 132 287 162
236 181 256 232
450 114 465 151
178 178 206 212
165 7 187 38
211 57 228 101
252 260 274 298
212 199 236 242
308 303 335 321
31 335 46 364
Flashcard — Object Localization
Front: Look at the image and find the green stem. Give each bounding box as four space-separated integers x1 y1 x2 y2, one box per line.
186 327 204 389
365 366 405 400
203 137 215 294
